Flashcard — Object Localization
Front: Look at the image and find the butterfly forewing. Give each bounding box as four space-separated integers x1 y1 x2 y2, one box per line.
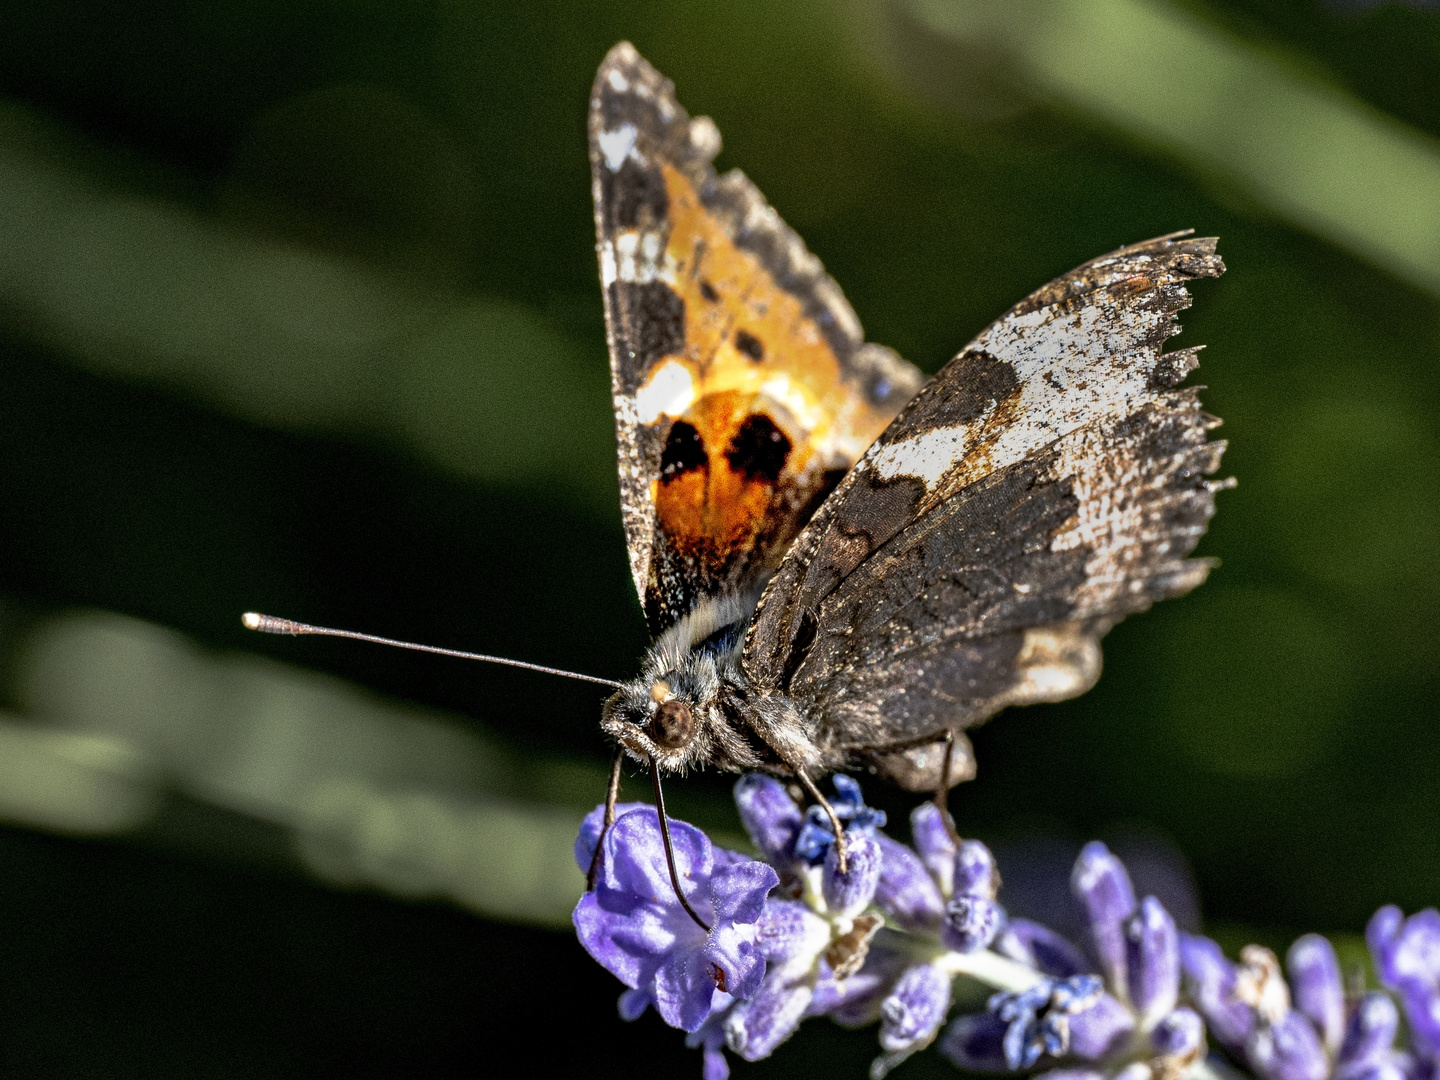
589 43 923 633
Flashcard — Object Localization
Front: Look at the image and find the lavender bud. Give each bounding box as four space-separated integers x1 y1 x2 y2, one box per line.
874 834 945 933
942 896 1004 953
1247 1009 1329 1080
724 977 812 1062
1338 991 1399 1069
733 774 802 864
939 1012 1010 1072
1067 992 1135 1060
997 918 1089 978
1125 896 1179 1024
1071 842 1137 998
911 802 958 896
955 839 1000 899
1287 934 1344 1054
1179 933 1254 1048
879 963 953 1052
822 829 881 917
1151 1006 1205 1060
618 987 651 1021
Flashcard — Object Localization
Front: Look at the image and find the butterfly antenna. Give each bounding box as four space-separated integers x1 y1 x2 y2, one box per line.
241 612 624 689
650 759 710 932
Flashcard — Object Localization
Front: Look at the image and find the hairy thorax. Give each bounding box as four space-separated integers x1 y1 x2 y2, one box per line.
600 593 825 779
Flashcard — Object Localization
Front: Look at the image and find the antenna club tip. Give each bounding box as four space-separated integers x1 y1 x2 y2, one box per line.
242 612 301 634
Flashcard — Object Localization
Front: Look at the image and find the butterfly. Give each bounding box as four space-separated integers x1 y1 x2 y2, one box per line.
587 41 1229 849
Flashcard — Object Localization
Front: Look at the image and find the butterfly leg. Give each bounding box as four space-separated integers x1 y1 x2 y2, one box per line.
585 745 626 891
933 732 961 846
793 768 850 873
842 727 962 843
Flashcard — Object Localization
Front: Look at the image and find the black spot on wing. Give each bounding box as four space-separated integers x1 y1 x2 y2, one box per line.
725 414 791 483
660 420 707 480
603 157 668 230
615 281 685 386
699 280 719 303
733 329 765 362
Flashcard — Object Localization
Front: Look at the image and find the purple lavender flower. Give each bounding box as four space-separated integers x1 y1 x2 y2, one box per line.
573 777 1440 1080
942 842 1204 1080
862 802 1027 1076
721 775 889 1064
1367 906 1440 1069
793 774 888 865
572 805 777 1032
1181 929 1406 1080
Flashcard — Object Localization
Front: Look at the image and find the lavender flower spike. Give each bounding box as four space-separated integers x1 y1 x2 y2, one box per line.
1180 931 1394 1080
573 806 777 1033
1368 905 1440 1059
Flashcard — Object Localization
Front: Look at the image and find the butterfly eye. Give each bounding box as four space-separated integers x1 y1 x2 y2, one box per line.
649 699 694 750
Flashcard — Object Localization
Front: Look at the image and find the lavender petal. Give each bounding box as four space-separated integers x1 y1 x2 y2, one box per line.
575 801 651 871
600 808 713 911
707 860 780 926
572 889 679 989
703 921 766 1003
654 946 725 1033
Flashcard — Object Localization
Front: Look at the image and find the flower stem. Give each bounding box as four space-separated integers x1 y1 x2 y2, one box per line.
933 948 1047 992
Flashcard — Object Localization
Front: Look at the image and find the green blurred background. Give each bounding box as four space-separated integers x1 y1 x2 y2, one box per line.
0 0 1438 1075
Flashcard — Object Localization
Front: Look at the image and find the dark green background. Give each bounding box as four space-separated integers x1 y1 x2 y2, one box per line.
0 0 1437 1076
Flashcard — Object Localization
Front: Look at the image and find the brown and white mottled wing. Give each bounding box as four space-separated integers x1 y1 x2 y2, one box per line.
742 234 1229 789
589 43 924 632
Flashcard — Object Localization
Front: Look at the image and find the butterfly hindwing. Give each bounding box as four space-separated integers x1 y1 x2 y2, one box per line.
742 235 1228 789
589 43 924 633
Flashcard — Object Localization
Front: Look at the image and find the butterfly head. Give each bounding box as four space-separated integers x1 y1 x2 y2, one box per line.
601 652 725 770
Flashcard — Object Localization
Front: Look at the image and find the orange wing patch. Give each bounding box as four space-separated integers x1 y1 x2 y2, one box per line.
632 162 899 584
